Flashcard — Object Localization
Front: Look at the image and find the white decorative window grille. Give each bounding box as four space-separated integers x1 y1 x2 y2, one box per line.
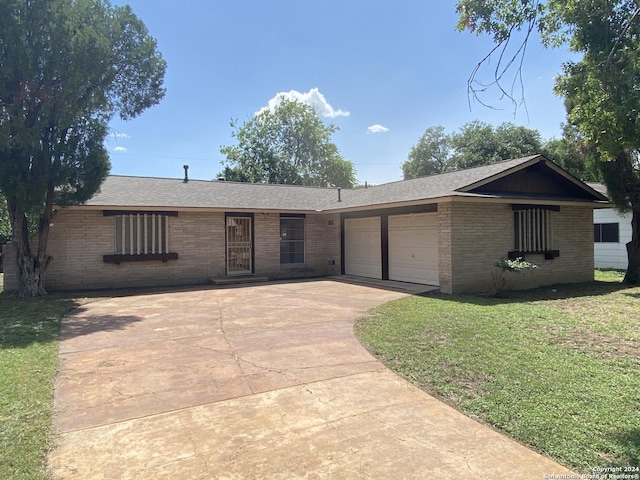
115 214 169 255
514 208 554 253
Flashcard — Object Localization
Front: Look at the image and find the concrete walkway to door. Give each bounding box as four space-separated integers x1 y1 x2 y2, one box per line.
48 279 574 479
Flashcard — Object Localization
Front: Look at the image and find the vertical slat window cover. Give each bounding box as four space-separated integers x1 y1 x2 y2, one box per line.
114 214 169 255
514 208 553 253
164 215 169 253
151 214 156 254
136 214 141 254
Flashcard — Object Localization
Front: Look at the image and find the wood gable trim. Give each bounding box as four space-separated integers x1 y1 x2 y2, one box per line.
456 155 543 193
458 155 608 202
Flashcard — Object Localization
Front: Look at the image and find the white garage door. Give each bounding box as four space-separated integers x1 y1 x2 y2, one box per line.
344 217 381 279
388 213 439 285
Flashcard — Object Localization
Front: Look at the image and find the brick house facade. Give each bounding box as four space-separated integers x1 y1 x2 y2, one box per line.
2 155 607 294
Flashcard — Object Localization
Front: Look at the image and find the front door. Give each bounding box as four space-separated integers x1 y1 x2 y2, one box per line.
226 216 252 274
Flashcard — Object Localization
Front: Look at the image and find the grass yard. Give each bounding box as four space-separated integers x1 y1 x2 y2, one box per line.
355 270 640 472
0 276 99 480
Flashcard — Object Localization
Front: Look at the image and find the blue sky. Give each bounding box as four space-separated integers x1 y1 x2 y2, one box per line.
107 1 573 185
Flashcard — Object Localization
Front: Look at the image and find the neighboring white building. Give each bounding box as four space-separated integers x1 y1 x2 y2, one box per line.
593 208 632 269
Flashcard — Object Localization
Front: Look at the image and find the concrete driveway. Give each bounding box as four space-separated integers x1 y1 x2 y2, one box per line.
49 279 573 479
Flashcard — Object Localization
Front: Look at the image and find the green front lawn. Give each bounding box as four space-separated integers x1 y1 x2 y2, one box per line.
0 279 98 480
355 270 640 472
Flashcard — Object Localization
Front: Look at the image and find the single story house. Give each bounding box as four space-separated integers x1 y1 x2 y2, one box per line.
2 155 608 294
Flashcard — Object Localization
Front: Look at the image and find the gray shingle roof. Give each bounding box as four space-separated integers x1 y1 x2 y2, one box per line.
330 156 540 209
586 182 608 197
83 155 604 212
85 176 337 212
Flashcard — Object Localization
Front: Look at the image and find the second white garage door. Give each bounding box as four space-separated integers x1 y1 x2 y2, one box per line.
388 213 439 285
344 217 381 279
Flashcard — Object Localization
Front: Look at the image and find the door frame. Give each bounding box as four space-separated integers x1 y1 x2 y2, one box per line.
225 213 254 275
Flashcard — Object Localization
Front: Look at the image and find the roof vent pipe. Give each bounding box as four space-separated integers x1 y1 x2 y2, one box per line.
365 181 368 189
337 188 342 202
183 165 189 183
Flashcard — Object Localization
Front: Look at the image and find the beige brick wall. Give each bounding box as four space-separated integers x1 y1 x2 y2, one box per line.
443 201 594 294
254 213 341 279
6 202 593 294
437 203 454 294
44 209 226 290
39 209 341 291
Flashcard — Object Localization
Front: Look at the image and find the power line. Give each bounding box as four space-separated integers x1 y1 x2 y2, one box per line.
109 152 401 166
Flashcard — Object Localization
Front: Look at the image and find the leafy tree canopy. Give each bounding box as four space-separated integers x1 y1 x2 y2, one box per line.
0 0 166 296
402 126 452 179
402 121 543 179
220 99 356 188
451 120 543 169
541 124 601 182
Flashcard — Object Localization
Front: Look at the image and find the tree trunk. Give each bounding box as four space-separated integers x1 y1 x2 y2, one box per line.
16 250 50 297
624 209 640 284
9 193 54 297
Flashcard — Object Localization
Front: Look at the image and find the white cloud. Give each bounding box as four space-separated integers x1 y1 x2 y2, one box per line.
113 146 128 152
258 88 350 118
367 124 390 134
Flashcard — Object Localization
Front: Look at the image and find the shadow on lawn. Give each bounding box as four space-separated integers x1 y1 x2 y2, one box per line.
614 428 640 467
417 280 635 305
0 293 144 349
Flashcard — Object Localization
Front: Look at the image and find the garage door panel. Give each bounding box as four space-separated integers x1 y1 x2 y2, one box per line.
344 217 381 279
389 213 439 285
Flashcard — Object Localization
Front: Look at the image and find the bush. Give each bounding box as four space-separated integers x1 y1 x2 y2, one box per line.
491 257 538 297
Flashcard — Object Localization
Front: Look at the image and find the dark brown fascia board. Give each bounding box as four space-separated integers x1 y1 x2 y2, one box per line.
103 210 179 217
456 155 609 202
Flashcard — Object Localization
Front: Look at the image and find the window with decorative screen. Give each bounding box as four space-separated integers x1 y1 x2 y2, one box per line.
513 207 555 254
115 214 169 255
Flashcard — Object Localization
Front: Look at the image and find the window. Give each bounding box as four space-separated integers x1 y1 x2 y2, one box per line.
115 213 169 255
513 207 555 253
280 216 305 264
594 223 619 243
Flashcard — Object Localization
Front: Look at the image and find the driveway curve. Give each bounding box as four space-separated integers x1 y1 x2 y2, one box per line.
49 279 573 479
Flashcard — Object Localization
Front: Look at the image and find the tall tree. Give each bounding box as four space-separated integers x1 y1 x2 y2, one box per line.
402 126 452 179
0 0 166 296
402 121 542 179
0 194 10 249
220 99 356 188
452 121 542 169
456 0 640 283
542 124 601 182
